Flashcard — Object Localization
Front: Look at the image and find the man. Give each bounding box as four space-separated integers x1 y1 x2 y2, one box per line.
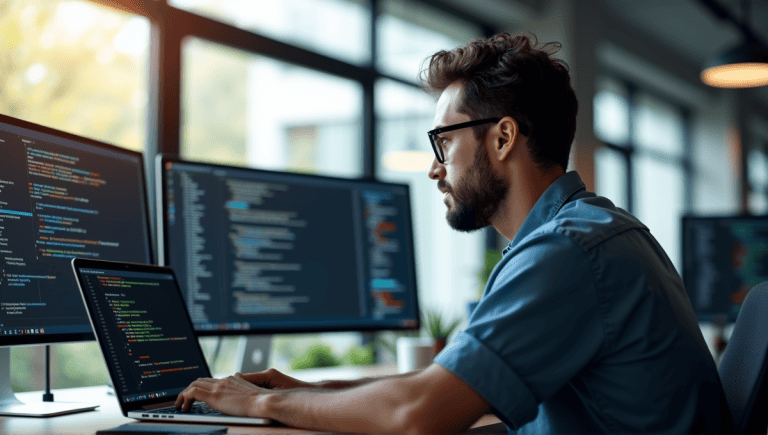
176 33 731 434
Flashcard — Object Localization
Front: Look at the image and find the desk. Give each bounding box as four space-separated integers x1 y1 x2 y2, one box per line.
0 365 503 434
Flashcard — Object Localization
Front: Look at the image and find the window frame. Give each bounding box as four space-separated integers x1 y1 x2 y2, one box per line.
596 76 694 216
91 0 497 236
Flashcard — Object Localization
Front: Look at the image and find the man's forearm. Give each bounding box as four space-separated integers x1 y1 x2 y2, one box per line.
257 374 421 434
312 368 423 390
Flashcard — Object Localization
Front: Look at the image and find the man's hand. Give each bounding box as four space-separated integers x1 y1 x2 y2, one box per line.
173 364 491 433
237 368 316 390
174 374 271 417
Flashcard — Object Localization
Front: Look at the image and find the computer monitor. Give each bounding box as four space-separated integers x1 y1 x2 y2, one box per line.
0 114 153 415
157 155 420 339
682 215 768 323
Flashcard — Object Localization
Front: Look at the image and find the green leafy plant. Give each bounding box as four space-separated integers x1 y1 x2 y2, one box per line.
424 309 462 340
290 344 342 370
341 343 376 366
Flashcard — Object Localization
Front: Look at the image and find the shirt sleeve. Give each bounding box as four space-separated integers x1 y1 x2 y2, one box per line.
434 231 605 430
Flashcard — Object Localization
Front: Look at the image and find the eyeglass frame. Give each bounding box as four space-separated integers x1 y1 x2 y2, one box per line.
427 117 529 164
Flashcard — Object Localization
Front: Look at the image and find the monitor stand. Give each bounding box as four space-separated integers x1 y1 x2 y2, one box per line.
234 335 272 374
0 347 98 417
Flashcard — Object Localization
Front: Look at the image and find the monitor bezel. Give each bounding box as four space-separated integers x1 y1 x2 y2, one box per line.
0 113 154 347
681 213 768 323
156 154 421 336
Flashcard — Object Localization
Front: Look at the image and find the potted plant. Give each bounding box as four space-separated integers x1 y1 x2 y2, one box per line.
423 309 462 354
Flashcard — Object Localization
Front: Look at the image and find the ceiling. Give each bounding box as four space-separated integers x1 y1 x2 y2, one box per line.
447 0 768 64
602 0 768 64
444 0 768 104
600 0 768 109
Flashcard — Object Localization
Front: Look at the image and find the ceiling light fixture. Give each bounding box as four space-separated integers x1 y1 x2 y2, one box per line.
701 40 768 88
699 0 768 88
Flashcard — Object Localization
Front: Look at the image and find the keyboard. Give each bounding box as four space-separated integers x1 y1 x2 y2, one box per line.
148 402 222 415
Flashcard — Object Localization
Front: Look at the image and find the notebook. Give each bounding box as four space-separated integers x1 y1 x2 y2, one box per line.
71 258 272 426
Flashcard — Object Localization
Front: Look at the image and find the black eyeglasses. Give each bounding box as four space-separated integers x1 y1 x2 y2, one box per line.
428 117 532 164
427 118 501 164
427 118 501 165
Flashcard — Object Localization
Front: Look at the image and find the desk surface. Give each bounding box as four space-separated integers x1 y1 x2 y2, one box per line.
0 365 503 434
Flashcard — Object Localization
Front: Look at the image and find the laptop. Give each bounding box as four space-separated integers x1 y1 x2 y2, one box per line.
71 258 272 425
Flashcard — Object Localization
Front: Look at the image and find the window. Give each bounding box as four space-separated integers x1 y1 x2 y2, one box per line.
634 155 685 270
377 0 481 81
181 37 363 178
632 93 686 271
593 77 629 147
634 94 685 158
375 78 435 174
595 147 628 210
594 77 629 209
169 0 371 65
0 0 149 151
593 76 692 272
748 144 768 214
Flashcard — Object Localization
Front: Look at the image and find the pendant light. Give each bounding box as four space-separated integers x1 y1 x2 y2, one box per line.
700 0 768 88
701 40 768 88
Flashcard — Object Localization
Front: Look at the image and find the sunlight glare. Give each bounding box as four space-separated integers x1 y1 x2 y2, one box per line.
24 64 48 85
54 1 99 43
112 17 149 57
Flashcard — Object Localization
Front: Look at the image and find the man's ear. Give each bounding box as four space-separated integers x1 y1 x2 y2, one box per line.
494 116 524 161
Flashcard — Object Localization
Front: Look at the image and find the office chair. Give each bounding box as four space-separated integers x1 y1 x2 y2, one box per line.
718 281 768 434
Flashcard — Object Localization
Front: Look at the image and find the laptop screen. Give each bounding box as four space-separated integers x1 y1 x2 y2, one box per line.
74 262 210 404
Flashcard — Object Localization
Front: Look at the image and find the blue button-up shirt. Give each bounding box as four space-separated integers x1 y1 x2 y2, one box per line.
435 171 730 434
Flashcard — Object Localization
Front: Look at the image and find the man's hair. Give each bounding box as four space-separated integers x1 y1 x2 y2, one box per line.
421 33 578 171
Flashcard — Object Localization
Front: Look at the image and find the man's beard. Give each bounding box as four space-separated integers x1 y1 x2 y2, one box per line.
443 143 509 232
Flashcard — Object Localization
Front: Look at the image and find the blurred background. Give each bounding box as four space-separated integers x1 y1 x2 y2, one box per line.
1 0 767 391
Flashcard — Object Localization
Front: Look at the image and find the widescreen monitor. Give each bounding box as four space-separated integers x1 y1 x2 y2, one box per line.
0 113 153 415
682 215 768 323
0 114 153 346
157 156 420 335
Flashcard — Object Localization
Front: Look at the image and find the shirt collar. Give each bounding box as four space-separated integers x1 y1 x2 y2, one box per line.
503 171 586 255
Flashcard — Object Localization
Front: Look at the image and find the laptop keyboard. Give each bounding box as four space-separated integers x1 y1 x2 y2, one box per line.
149 402 222 416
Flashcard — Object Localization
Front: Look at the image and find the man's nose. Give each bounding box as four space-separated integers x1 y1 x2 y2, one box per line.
428 157 444 180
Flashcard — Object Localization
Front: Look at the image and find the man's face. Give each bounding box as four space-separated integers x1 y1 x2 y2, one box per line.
428 84 509 232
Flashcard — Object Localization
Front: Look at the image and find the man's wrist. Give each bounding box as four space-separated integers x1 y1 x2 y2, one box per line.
253 390 281 420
